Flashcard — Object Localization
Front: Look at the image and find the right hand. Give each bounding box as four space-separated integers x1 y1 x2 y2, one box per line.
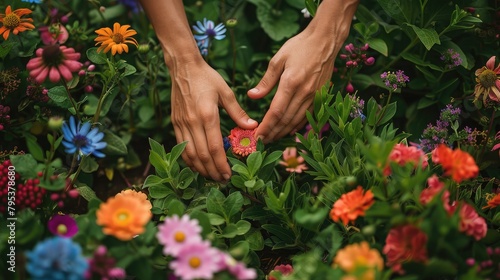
168 57 258 182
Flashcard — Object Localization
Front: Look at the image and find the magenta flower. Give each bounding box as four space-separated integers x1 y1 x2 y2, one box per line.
215 251 257 280
169 241 221 280
47 214 78 237
156 214 202 257
279 147 308 173
26 45 82 84
380 70 410 91
39 24 69 45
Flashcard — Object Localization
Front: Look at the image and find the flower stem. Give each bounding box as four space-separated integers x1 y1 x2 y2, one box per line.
62 80 81 120
375 90 394 127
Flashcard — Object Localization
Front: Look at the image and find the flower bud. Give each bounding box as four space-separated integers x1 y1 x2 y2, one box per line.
365 57 375 65
87 64 96 72
84 85 93 93
346 83 354 93
48 116 64 131
138 43 150 53
226 18 238 27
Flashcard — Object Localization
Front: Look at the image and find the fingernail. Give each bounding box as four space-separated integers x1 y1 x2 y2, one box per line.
256 135 265 142
223 174 231 181
249 88 259 94
248 118 257 125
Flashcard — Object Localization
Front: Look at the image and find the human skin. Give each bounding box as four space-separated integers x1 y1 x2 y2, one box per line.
139 0 359 181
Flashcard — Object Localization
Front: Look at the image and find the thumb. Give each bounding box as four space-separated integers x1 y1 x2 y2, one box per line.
247 60 282 99
221 92 258 130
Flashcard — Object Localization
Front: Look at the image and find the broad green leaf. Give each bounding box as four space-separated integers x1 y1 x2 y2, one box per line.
262 150 283 167
405 24 440 50
86 47 107 64
167 199 186 216
0 41 13 58
76 185 98 201
246 152 263 177
376 0 418 23
367 38 388 56
206 213 226 226
142 175 168 189
224 191 244 218
25 135 44 162
148 184 173 199
10 154 38 179
148 138 166 159
206 188 227 218
248 0 300 41
81 156 99 173
169 141 188 163
101 130 128 155
377 102 397 125
262 224 295 243
48 86 72 108
149 151 169 178
234 220 251 235
177 167 194 189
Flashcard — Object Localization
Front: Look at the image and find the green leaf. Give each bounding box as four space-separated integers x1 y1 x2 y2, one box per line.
262 150 283 167
224 191 244 218
245 229 265 251
48 86 72 108
234 220 251 235
80 156 99 173
76 185 98 201
149 151 169 178
248 0 300 41
148 184 173 199
177 167 194 189
167 199 186 216
367 38 388 56
405 24 440 50
376 0 418 23
206 188 227 218
207 213 226 226
86 47 107 64
377 102 397 125
169 141 187 163
261 224 295 244
10 154 38 179
142 175 168 189
148 138 166 159
25 135 44 162
246 152 263 177
0 41 13 58
101 130 128 155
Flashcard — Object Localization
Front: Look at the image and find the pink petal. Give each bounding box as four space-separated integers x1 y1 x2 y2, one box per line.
35 48 44 56
486 56 496 70
26 57 43 70
57 64 73 81
49 67 61 83
34 67 49 84
63 60 82 72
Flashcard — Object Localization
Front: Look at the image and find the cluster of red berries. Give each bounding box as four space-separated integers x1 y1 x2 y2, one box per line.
0 160 46 213
0 105 11 131
50 177 80 208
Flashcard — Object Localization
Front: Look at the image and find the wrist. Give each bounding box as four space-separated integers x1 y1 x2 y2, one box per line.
307 0 359 44
159 37 204 70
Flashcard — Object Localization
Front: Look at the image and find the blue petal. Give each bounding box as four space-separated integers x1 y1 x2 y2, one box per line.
89 130 104 142
61 124 74 141
69 116 78 137
193 24 204 34
78 122 91 136
93 142 107 149
65 147 77 154
92 150 106 158
194 34 209 41
214 34 226 40
61 140 75 149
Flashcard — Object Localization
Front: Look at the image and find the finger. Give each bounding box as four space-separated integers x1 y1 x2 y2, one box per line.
274 100 311 140
220 90 258 130
247 57 283 99
202 114 232 181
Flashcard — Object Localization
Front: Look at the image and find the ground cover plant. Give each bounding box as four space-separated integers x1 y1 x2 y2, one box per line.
0 0 500 279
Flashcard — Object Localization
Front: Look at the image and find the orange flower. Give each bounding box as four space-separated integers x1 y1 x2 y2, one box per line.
431 144 479 183
96 189 152 240
0 6 35 40
483 193 500 210
333 241 384 280
330 186 374 225
94 22 138 55
116 189 151 208
473 56 500 104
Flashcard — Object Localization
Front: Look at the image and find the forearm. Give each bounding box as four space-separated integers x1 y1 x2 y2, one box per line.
138 0 203 68
307 0 360 45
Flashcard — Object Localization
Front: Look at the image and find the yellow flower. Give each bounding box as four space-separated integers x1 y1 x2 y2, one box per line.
333 242 383 280
0 5 35 40
96 190 152 240
94 22 138 55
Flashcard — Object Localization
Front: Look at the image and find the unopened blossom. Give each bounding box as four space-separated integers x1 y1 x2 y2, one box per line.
268 264 293 280
95 22 138 55
483 193 500 210
473 56 500 104
156 214 202 257
333 241 384 280
228 127 257 157
169 241 221 280
279 147 308 173
431 144 479 183
96 189 152 240
0 6 35 40
340 43 375 68
26 45 82 84
384 143 428 175
383 224 428 274
39 23 69 45
458 202 487 240
380 70 410 91
330 186 374 225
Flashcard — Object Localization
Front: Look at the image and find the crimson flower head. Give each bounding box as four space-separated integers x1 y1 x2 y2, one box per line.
383 224 428 274
473 56 500 104
228 127 257 157
26 45 82 84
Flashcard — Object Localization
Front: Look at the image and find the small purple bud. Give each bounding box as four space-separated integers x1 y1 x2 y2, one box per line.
465 258 475 266
365 57 375 65
87 64 96 72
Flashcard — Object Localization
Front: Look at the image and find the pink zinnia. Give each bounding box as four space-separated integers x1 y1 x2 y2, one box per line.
458 202 487 241
279 147 308 173
26 45 82 84
228 127 257 157
169 241 221 280
39 24 69 45
384 143 428 175
383 224 428 274
156 214 202 257
419 174 454 214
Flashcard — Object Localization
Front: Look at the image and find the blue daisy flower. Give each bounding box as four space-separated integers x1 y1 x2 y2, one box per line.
26 237 89 280
22 0 43 3
117 0 142 13
192 18 226 56
223 136 231 151
62 116 107 158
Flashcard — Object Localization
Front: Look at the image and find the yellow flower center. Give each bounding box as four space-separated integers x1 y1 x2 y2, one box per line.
479 69 498 88
174 231 185 243
114 209 132 225
57 224 68 235
240 137 251 147
112 33 124 44
286 157 299 168
4 14 20 29
188 256 201 268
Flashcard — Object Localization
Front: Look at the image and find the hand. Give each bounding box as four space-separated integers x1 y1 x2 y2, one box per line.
169 58 258 181
247 28 340 143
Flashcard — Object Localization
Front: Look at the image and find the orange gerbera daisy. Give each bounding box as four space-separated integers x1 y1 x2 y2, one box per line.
333 241 384 280
0 6 35 40
473 56 500 104
330 186 374 225
96 190 152 240
483 193 500 210
94 22 138 55
228 127 257 157
431 144 479 183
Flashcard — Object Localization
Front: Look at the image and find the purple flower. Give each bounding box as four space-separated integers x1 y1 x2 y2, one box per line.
117 0 142 13
440 49 463 69
47 214 78 237
380 70 410 91
85 245 126 280
192 18 226 56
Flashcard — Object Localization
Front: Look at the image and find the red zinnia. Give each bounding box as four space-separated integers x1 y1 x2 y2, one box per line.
431 144 479 183
228 127 257 157
419 174 454 214
330 186 374 225
384 143 428 175
458 202 487 241
483 193 500 210
383 224 428 274
26 45 82 84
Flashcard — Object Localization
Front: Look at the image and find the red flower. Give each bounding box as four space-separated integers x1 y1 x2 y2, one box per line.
431 144 479 183
383 224 428 274
228 127 257 157
419 174 453 214
384 143 428 175
483 193 500 210
458 202 487 241
26 45 82 84
330 186 374 225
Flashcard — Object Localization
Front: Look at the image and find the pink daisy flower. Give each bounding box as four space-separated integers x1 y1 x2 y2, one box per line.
156 214 202 257
215 250 257 280
26 44 82 84
169 241 221 280
279 147 308 173
228 127 257 157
